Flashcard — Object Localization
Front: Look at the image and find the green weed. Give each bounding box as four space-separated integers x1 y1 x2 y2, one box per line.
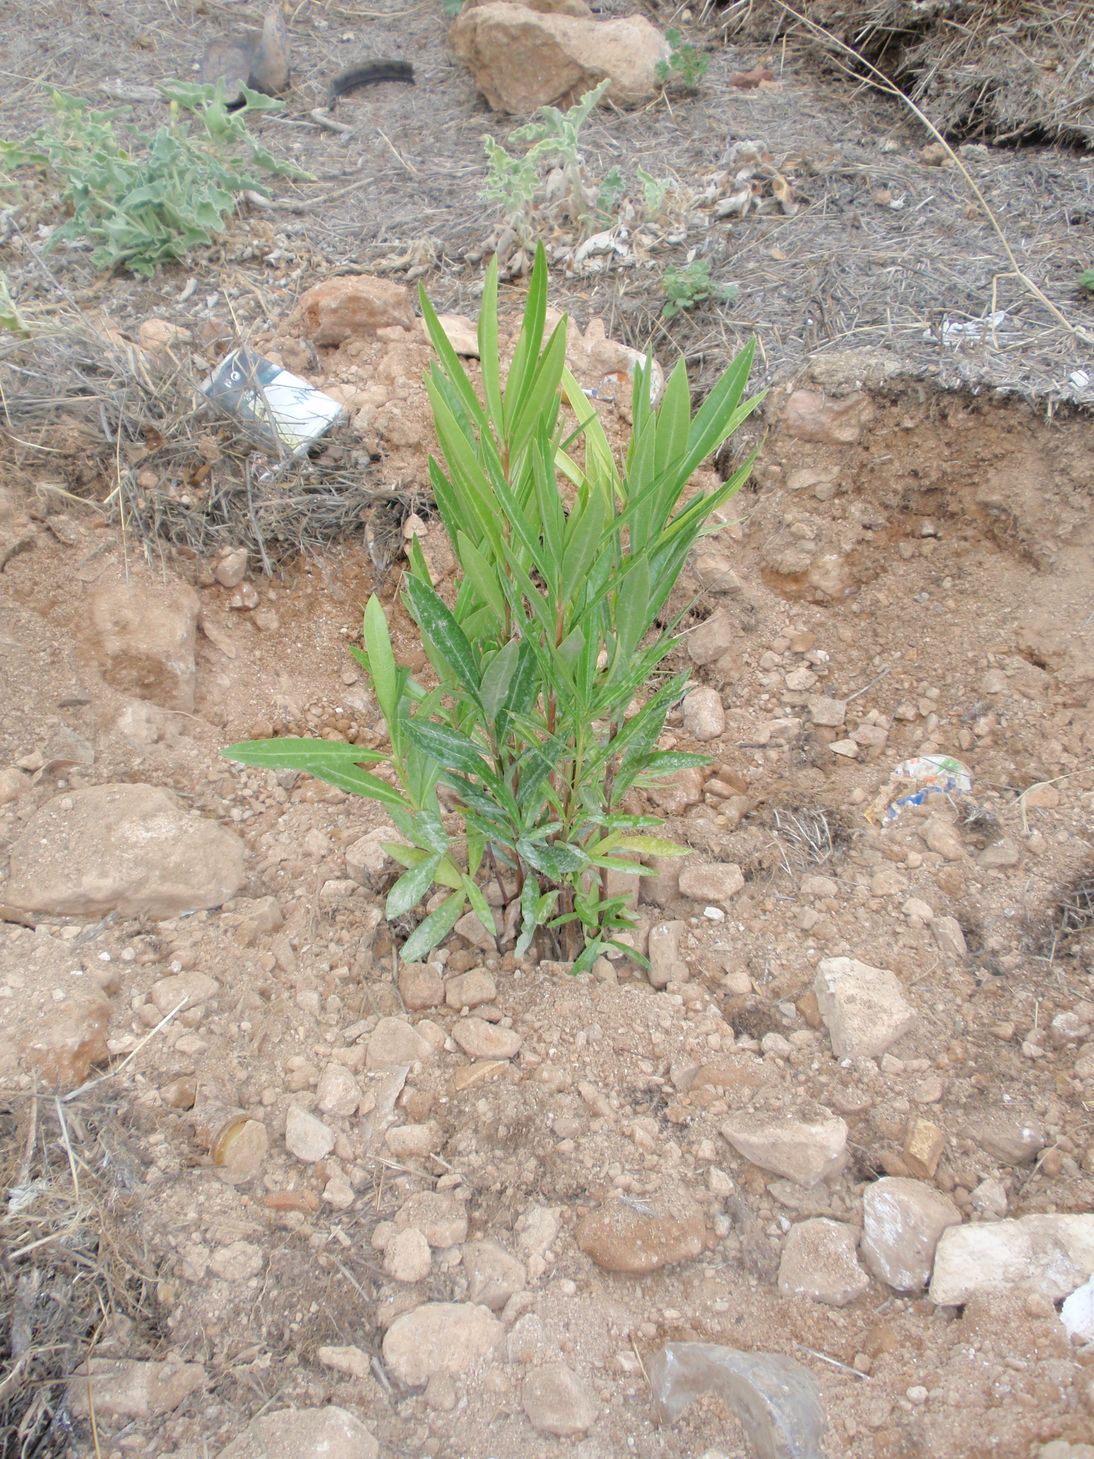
656 29 709 92
662 258 738 318
0 85 308 277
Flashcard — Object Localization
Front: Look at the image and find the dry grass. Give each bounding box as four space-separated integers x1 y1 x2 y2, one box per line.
0 314 419 573
0 1091 153 1459
720 0 1094 148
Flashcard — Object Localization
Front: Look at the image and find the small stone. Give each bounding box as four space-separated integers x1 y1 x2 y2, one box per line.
979 839 1020 868
903 1118 945 1179
687 611 736 666
69 1359 205 1420
214 1406 378 1459
970 1177 1009 1220
814 957 916 1060
366 1016 435 1068
285 1104 335 1163
317 1346 372 1380
968 1111 1045 1165
678 862 745 908
922 816 964 860
445 968 497 1009
384 1121 443 1159
522 1361 600 1437
316 1063 360 1117
394 1190 469 1248
399 961 444 1009
209 1240 264 1282
778 1219 869 1307
576 1189 707 1273
720 1107 847 1186
452 1017 521 1060
384 1227 432 1283
807 695 847 727
683 685 725 741
214 548 248 589
381 1303 503 1387
453 911 497 953
931 915 967 959
345 827 394 886
150 970 218 1015
930 1214 1094 1305
860 1178 961 1291
0 766 29 805
647 920 689 990
828 739 859 759
464 1240 527 1312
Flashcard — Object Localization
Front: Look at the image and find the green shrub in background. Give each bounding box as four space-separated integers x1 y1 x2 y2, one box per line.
0 85 307 277
224 246 763 971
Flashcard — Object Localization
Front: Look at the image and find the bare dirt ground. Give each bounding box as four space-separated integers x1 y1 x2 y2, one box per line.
1 3 1093 1458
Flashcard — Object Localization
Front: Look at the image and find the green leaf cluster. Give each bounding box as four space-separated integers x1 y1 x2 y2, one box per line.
224 246 763 972
0 86 309 277
662 258 738 319
656 29 710 92
1080 267 1094 294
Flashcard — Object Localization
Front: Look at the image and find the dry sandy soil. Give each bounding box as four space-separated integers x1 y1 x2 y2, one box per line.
1 3 1093 1458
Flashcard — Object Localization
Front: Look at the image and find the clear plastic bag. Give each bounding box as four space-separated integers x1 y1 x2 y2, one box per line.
649 1342 826 1459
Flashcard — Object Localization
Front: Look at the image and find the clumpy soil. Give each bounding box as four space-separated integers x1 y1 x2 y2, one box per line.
1 2 1094 1458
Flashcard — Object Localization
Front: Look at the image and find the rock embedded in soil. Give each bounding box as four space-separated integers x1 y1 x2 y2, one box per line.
678 861 745 909
398 961 444 1009
648 920 689 989
686 610 737 666
781 389 872 445
860 1177 961 1291
813 956 916 1060
316 1062 361 1117
463 1239 527 1311
284 1104 335 1163
575 1189 708 1273
452 1016 521 1059
88 574 199 711
445 968 497 1009
720 1107 848 1186
0 937 113 1090
4 784 245 919
522 1361 600 1437
381 1302 503 1386
777 1218 870 1307
967 1109 1046 1165
215 1405 378 1459
384 1226 432 1283
294 274 413 346
68 1358 205 1420
922 815 965 861
682 685 726 741
366 1016 435 1068
395 1190 469 1248
930 1214 1094 1306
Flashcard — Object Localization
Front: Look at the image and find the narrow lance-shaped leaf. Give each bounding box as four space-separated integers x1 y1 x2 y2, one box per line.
404 574 483 707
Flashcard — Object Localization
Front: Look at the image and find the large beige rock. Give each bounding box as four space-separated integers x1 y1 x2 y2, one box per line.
814 956 916 1060
450 2 669 112
930 1214 1094 1306
69 1359 205 1420
381 1302 503 1386
721 1107 848 1186
89 574 199 711
861 1177 961 1292
4 783 245 918
778 1218 870 1307
215 1406 378 1459
575 1188 707 1273
295 276 413 347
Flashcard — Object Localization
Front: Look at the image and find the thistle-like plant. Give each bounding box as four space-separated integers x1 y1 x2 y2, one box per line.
224 246 763 971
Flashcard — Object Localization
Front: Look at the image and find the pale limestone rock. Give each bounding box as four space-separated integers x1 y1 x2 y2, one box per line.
861 1177 961 1291
814 956 916 1060
721 1108 847 1186
522 1361 600 1436
382 1303 503 1386
285 1104 335 1163
930 1215 1094 1306
215 1406 378 1459
89 574 199 711
777 1218 869 1307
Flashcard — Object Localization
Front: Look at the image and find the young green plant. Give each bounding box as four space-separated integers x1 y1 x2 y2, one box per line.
224 246 763 971
0 85 307 277
662 258 738 319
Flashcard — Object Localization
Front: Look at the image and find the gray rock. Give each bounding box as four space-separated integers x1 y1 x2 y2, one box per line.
721 1108 847 1186
968 1110 1046 1165
69 1358 205 1420
648 920 688 990
366 1016 434 1068
464 1240 527 1311
215 1406 378 1459
382 1302 503 1386
686 611 737 667
394 1190 468 1248
930 1214 1094 1306
452 1017 521 1059
814 956 916 1060
4 783 244 919
777 1219 869 1307
861 1177 961 1291
522 1361 600 1437
384 1227 431 1283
